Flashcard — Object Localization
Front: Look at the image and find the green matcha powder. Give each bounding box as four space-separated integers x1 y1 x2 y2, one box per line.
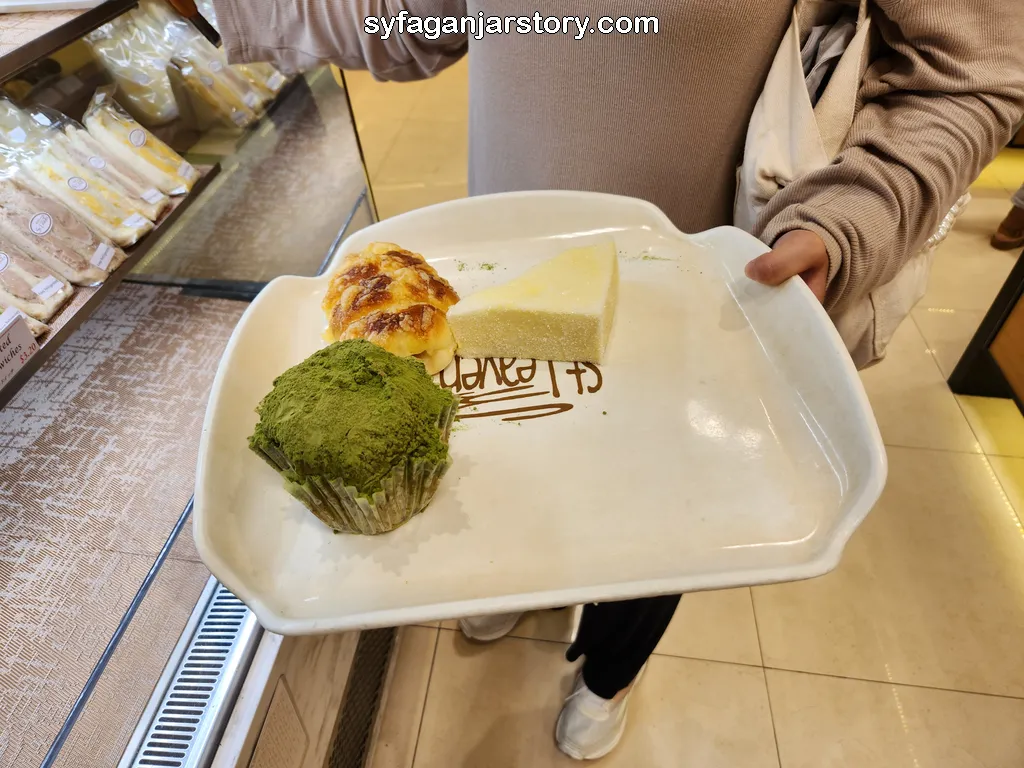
249 340 455 497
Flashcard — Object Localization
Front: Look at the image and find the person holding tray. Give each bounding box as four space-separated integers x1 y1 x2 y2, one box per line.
199 0 1024 760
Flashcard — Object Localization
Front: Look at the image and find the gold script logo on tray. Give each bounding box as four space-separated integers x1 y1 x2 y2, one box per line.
438 357 603 422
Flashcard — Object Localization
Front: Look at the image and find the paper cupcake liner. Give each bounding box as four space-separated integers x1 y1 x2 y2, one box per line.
253 401 456 535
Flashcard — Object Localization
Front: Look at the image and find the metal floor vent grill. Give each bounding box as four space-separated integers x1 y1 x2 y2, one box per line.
328 628 397 768
124 581 261 768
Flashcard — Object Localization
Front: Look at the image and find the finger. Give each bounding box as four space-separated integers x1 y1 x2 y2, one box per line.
744 247 819 286
744 231 825 286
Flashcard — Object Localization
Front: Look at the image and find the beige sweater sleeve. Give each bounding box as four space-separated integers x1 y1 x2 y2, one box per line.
757 0 1024 314
211 0 467 79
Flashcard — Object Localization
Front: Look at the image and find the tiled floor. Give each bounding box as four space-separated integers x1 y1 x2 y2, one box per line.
347 65 1024 767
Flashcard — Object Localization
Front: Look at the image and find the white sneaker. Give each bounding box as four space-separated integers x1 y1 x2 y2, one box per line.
555 666 645 761
458 612 523 642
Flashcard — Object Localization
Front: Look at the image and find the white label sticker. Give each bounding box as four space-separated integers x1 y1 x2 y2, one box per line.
0 305 24 331
129 129 147 147
267 72 285 90
170 185 188 196
32 275 63 300
29 212 52 236
0 252 9 272
243 92 259 108
88 155 106 170
178 162 197 181
0 315 38 388
210 59 224 72
122 212 148 229
9 126 26 143
67 176 88 192
199 74 214 87
90 242 115 270
142 188 164 204
231 111 248 126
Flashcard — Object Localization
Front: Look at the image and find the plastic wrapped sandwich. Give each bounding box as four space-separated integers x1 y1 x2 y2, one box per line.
0 241 73 322
0 99 154 247
234 62 287 102
27 105 169 222
54 123 169 221
84 89 199 195
170 48 260 127
0 302 49 337
132 2 267 125
84 14 179 126
0 178 126 285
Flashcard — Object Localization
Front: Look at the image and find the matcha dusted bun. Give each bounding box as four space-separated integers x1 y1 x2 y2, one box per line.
249 339 457 534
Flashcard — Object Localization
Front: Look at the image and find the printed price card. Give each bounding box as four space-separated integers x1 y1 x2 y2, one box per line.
0 313 39 390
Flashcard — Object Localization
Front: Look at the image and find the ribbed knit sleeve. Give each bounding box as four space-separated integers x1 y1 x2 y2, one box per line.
212 0 468 80
757 0 1024 314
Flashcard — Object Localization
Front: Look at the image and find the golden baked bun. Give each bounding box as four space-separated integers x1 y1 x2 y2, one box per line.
322 242 460 374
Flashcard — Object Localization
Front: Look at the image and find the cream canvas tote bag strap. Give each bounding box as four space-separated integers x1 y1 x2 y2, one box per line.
735 0 949 369
734 0 870 232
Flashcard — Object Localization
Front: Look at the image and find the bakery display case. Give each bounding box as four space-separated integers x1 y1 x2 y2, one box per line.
0 4 385 767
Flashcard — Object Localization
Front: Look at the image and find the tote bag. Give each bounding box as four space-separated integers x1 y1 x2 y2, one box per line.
735 0 965 369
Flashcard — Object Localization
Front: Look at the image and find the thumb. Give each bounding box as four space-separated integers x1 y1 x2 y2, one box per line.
744 230 826 287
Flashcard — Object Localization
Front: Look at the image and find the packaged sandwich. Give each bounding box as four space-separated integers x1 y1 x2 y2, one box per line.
0 177 125 285
0 302 49 337
0 98 154 247
235 62 287 101
54 124 169 221
20 145 153 247
132 1 269 124
28 106 169 222
84 88 199 195
0 241 74 322
170 48 260 128
84 15 180 126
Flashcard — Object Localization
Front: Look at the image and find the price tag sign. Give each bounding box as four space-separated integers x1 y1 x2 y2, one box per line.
0 313 39 389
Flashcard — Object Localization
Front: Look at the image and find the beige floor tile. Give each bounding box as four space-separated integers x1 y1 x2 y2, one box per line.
752 446 1024 696
367 626 438 768
918 196 1016 312
860 320 980 453
767 669 1024 768
911 307 984 379
372 181 468 220
413 631 779 768
358 117 409 177
991 456 1024 516
439 589 761 667
440 609 573 645
657 589 762 666
374 119 469 186
957 396 1024 458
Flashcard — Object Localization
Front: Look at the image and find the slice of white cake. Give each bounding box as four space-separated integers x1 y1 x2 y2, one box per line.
447 241 619 363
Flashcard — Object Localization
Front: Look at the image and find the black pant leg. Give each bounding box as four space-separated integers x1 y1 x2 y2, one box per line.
565 594 681 700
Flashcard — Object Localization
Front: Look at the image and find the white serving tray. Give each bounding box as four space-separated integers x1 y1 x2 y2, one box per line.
194 191 886 636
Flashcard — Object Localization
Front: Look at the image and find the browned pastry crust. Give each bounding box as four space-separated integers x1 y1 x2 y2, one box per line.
322 242 460 374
